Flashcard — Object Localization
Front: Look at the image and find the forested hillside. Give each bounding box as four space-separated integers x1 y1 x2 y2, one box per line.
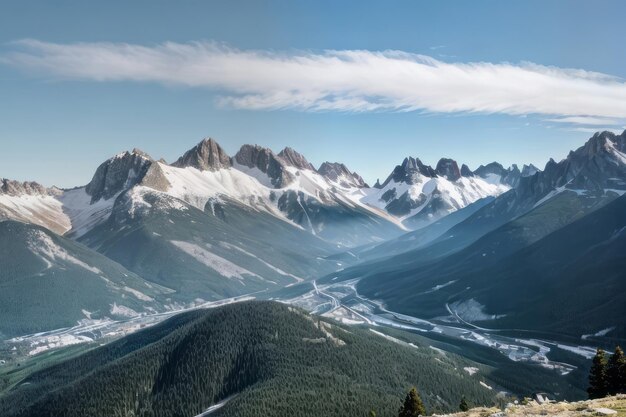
0 302 497 417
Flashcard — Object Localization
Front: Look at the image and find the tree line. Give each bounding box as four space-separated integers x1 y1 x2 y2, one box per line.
588 346 626 399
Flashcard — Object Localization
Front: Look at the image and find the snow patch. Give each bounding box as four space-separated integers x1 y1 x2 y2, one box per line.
27 229 102 274
170 240 260 280
110 303 139 318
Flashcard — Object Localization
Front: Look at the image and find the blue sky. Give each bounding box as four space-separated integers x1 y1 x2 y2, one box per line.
1 1 626 187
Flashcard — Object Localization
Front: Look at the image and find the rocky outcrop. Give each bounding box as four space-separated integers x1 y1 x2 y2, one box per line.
435 158 461 181
382 157 437 187
460 164 474 177
85 149 154 203
171 138 231 172
521 163 540 177
318 162 368 188
519 130 626 196
234 144 294 188
278 147 315 171
0 179 56 196
474 162 521 187
138 163 170 192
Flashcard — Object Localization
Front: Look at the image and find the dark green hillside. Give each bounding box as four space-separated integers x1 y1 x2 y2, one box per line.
323 190 609 294
80 190 339 301
359 193 626 340
0 302 497 417
0 220 168 337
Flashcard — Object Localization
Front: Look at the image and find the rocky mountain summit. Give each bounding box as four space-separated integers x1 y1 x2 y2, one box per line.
318 161 368 188
277 147 316 171
473 162 522 187
85 149 170 202
234 144 295 188
436 158 462 181
171 137 232 171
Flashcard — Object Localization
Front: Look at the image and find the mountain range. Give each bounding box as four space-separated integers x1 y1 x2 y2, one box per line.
0 136 526 336
2 130 625 413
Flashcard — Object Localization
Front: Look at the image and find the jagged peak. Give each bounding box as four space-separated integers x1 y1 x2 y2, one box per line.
86 149 156 203
460 164 474 177
0 178 57 196
521 163 540 177
435 158 461 181
171 137 231 172
277 147 315 171
318 162 368 188
234 144 294 188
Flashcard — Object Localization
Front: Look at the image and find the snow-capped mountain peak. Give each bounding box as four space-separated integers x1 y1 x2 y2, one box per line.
362 155 510 228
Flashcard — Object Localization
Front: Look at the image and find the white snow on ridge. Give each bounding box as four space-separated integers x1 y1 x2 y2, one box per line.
359 174 508 225
27 229 102 274
170 240 261 280
219 242 304 283
160 163 274 211
0 193 71 234
59 187 117 237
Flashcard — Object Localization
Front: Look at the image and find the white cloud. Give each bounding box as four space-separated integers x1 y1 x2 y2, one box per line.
4 39 626 122
544 116 624 126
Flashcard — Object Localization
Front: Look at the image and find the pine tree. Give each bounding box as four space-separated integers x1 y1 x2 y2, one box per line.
607 346 626 395
398 387 426 417
588 348 608 399
459 396 469 412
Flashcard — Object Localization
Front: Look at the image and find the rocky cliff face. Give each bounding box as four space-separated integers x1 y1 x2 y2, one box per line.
234 144 295 188
436 158 462 181
318 162 368 188
277 147 315 171
171 138 232 171
460 164 474 177
513 130 626 205
85 149 167 203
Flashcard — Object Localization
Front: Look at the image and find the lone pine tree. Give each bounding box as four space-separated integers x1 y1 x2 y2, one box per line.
459 396 469 412
607 345 626 395
398 387 426 417
588 348 608 399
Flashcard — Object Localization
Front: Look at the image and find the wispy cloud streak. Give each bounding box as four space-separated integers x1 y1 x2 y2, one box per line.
4 39 626 123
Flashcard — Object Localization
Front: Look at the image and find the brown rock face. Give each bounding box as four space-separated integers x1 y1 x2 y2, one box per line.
171 138 232 172
278 147 315 171
318 162 368 188
234 144 294 188
85 149 154 203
